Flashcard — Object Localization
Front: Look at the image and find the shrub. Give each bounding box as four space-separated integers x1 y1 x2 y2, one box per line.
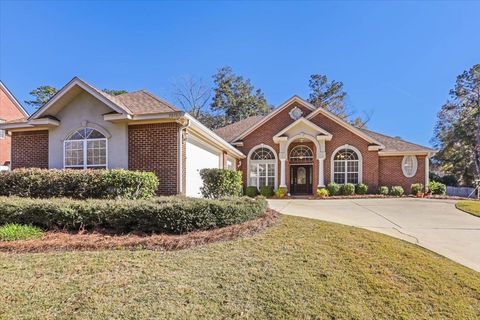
0 168 159 199
410 183 424 195
316 188 329 198
327 182 341 196
355 183 369 195
199 169 242 198
341 183 355 196
245 186 258 198
259 186 274 197
275 187 288 198
390 186 404 197
428 181 446 195
0 224 44 241
378 186 389 195
0 196 268 235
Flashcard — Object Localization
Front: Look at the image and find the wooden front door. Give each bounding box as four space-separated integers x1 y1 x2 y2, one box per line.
290 165 313 195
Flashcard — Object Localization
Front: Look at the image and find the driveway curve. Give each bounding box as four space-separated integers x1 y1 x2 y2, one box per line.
268 198 480 271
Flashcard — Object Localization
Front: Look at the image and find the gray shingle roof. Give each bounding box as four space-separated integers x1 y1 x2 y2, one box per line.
115 90 179 115
214 114 434 153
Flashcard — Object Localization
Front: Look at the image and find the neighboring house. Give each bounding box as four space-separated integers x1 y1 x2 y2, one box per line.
0 77 435 197
215 96 435 195
0 77 243 196
0 81 29 170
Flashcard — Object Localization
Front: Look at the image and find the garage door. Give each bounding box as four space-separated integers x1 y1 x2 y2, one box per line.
185 136 221 197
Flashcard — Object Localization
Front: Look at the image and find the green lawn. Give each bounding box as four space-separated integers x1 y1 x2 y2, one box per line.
456 200 480 217
0 215 479 320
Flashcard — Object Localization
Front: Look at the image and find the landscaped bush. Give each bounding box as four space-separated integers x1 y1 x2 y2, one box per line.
0 196 268 234
390 186 404 197
428 181 447 195
327 182 341 196
0 168 159 200
316 188 329 198
355 183 369 195
0 224 43 241
411 183 424 195
341 183 355 196
378 186 389 195
259 186 274 197
275 187 288 198
245 186 258 198
199 168 242 198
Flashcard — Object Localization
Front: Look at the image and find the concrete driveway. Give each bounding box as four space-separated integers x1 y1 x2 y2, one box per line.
268 198 480 272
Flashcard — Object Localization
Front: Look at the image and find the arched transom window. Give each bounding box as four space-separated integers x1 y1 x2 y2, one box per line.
333 147 360 184
289 145 313 163
249 146 276 188
64 128 107 169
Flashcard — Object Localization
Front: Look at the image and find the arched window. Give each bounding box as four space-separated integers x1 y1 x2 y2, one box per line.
249 146 276 188
64 128 107 169
332 147 361 184
289 145 313 163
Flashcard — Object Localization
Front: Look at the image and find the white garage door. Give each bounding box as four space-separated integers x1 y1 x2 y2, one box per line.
185 137 221 197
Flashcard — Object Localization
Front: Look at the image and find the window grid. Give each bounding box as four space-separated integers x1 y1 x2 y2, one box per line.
249 147 276 188
64 128 107 169
333 148 360 184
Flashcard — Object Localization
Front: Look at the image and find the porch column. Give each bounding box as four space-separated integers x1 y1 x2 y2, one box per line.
318 158 325 187
280 159 287 187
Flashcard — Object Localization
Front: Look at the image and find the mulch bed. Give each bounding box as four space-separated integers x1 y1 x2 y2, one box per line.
0 209 280 253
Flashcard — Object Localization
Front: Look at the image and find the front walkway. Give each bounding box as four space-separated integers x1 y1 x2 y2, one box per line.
268 198 480 271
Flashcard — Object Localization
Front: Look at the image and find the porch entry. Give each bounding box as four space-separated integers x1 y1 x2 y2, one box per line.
290 164 313 195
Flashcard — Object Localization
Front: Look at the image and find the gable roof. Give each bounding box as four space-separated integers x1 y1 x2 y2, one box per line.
0 81 29 117
114 90 178 115
231 96 316 142
214 100 435 154
214 115 265 143
273 117 332 140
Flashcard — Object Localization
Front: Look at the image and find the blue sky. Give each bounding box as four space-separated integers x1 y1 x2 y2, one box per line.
1 1 479 146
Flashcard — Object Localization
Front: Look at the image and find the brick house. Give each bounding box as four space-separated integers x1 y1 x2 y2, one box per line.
215 96 435 195
0 77 435 196
0 81 29 170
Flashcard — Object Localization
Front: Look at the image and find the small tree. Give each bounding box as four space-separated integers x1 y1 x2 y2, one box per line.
24 85 57 109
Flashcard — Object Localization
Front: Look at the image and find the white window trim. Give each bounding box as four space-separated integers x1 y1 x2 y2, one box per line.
289 145 314 163
0 119 5 139
330 144 363 184
247 144 278 189
402 155 418 178
63 130 108 169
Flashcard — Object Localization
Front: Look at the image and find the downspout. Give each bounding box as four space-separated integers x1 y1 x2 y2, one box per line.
178 118 190 195
425 154 430 191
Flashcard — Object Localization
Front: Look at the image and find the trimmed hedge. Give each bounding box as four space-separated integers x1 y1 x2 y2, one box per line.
428 181 446 195
411 183 424 195
341 183 355 196
0 169 159 199
390 186 404 196
327 182 341 196
378 186 389 195
199 169 242 198
245 186 258 198
259 186 274 197
355 183 369 195
0 196 268 234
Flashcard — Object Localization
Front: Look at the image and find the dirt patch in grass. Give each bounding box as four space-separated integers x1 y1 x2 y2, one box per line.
0 209 279 253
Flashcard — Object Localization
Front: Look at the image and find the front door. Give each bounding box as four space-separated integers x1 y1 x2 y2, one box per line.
290 165 313 195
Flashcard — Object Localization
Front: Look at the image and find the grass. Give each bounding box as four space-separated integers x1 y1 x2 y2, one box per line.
0 224 43 241
456 200 480 217
0 215 478 319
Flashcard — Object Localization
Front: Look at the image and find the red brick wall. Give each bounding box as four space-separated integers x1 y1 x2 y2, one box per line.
308 113 380 189
237 102 312 189
1 87 27 166
11 130 49 169
128 122 180 196
379 155 426 193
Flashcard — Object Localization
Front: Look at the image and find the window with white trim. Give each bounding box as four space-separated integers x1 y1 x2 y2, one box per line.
249 147 276 188
0 119 5 139
289 145 313 163
64 128 107 169
333 148 360 184
402 155 418 177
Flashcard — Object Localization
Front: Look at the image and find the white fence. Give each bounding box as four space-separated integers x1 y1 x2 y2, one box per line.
446 186 476 198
